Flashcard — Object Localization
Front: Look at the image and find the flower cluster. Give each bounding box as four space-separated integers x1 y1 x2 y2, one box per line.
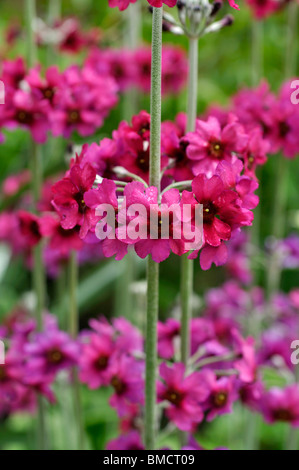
245 0 292 20
0 309 259 449
85 45 188 95
0 58 118 143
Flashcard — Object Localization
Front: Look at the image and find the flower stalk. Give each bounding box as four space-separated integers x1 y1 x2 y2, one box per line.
26 0 47 450
69 251 85 450
145 6 163 451
180 36 198 368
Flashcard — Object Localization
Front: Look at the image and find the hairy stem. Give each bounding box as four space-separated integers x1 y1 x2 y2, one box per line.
69 251 85 450
180 37 198 367
144 6 163 451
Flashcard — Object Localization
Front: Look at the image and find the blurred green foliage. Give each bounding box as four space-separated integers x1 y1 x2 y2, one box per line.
0 0 299 450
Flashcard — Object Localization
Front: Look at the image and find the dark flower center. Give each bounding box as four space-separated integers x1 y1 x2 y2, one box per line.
16 110 33 125
173 141 188 164
279 121 290 138
95 355 109 371
209 140 224 159
47 348 64 365
68 110 80 124
273 409 292 422
43 87 55 101
203 202 217 223
165 389 183 406
213 391 228 408
0 366 6 381
136 150 150 173
111 376 126 395
74 192 86 213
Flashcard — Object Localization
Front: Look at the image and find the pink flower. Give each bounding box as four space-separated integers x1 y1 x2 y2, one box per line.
245 0 280 19
232 329 257 384
123 183 187 263
84 179 129 260
158 363 210 431
185 174 236 247
186 115 248 177
52 162 96 238
106 431 144 450
39 214 83 256
79 333 115 389
17 211 42 248
203 372 238 421
261 385 299 427
147 0 177 7
109 356 144 417
4 89 50 143
158 319 180 359
108 0 138 11
24 329 79 384
50 65 118 138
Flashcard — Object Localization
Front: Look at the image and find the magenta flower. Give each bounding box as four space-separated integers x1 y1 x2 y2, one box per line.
50 65 118 138
245 0 280 19
84 178 129 260
203 372 238 421
24 329 79 384
184 174 235 247
261 385 299 427
186 115 248 177
158 363 210 431
17 211 42 248
79 333 115 389
108 0 138 11
232 329 257 384
106 431 144 450
40 214 83 256
109 356 144 417
147 0 177 6
158 319 180 359
4 89 50 143
123 183 188 263
52 162 96 238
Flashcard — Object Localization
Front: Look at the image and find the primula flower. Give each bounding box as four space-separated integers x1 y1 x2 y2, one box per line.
106 431 144 450
122 183 190 263
108 0 138 11
245 0 280 19
203 372 238 421
84 178 129 260
4 89 50 143
79 333 115 389
261 385 299 427
39 214 83 256
50 65 118 138
186 115 248 177
158 363 210 431
52 162 96 238
108 356 145 417
24 329 79 384
18 211 42 248
158 319 180 359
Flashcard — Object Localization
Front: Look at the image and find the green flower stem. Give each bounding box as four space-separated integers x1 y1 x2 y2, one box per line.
144 6 163 451
69 251 85 450
25 0 37 68
26 0 47 450
180 37 198 368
